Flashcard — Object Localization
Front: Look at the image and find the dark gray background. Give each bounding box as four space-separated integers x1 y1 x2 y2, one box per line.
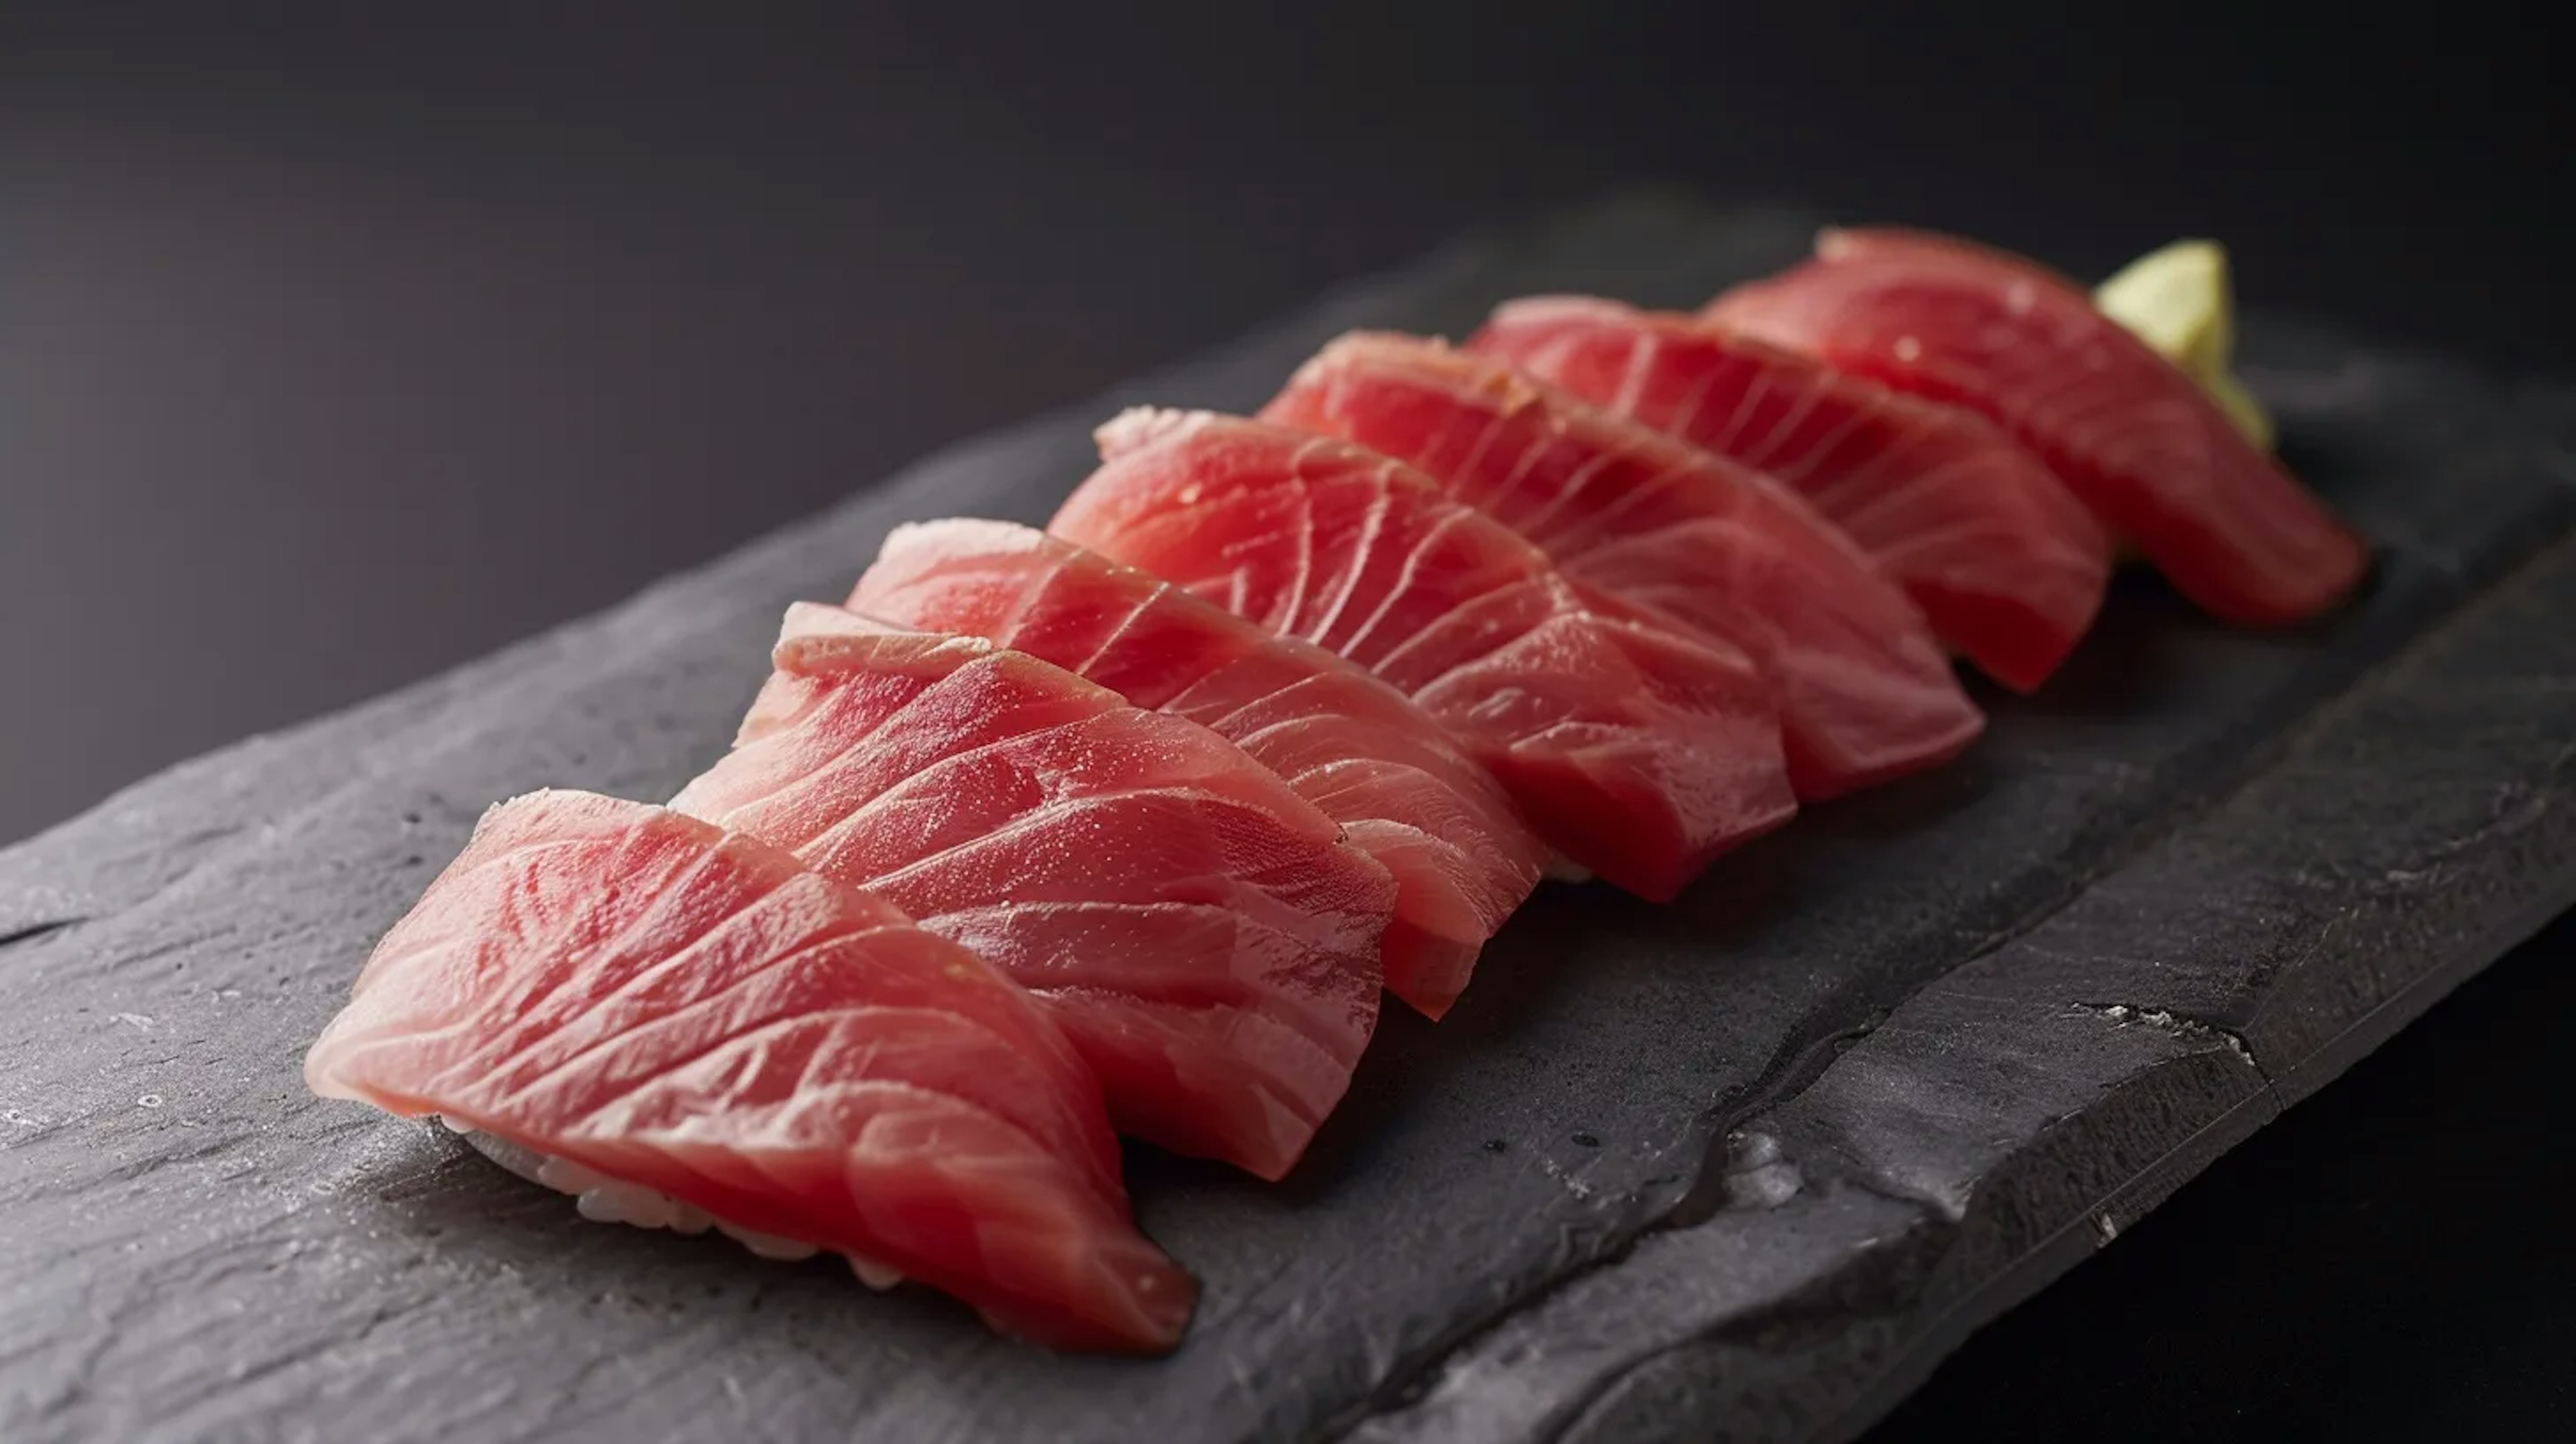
5 4 2569 1437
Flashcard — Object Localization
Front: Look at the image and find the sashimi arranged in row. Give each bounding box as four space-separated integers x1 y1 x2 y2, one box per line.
1466 296 2112 692
1055 407 1799 902
849 517 1546 1019
1259 332 1986 792
668 607 1395 1184
305 223 2371 1358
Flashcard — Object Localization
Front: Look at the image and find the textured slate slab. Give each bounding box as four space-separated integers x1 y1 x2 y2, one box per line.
3 191 2573 1444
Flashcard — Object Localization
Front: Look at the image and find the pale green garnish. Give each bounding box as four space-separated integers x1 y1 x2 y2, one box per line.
2095 238 2275 452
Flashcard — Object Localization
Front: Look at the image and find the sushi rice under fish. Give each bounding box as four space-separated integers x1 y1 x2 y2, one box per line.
438 1118 906 1288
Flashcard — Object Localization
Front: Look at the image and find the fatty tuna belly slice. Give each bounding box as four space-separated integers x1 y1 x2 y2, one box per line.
302 790 1192 1353
669 608 1394 1182
1261 334 1986 798
1467 297 2112 693
1705 227 2370 626
848 518 1544 1021
1051 408 1796 904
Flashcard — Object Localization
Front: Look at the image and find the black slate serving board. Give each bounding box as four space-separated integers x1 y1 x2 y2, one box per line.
4 193 2573 1444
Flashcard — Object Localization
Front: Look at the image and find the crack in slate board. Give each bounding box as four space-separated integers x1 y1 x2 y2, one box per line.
1362 527 2576 1444
3 190 2573 1444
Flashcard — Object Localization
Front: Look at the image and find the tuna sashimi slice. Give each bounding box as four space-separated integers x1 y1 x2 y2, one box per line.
1261 334 1986 798
1466 297 2113 692
1052 408 1796 903
849 518 1544 1020
1705 227 2370 626
303 789 1193 1353
670 608 1394 1182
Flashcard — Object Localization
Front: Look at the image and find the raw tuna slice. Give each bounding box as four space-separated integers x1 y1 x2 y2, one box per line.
1705 227 2370 626
1466 297 2112 692
669 607 1394 1182
1261 334 1986 797
849 518 1544 1020
1051 408 1796 903
303 789 1193 1353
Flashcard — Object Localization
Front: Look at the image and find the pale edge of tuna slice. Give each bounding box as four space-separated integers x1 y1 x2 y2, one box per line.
435 1118 905 1290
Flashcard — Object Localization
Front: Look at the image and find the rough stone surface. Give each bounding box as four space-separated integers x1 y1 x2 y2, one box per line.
3 192 2572 1444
